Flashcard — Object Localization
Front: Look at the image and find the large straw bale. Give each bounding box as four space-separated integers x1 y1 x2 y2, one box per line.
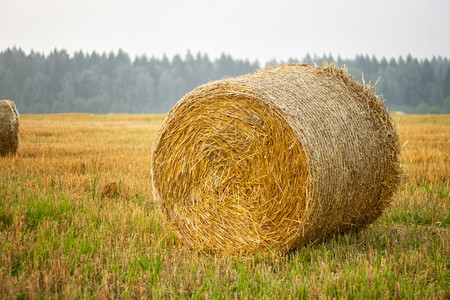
0 100 19 156
151 64 402 254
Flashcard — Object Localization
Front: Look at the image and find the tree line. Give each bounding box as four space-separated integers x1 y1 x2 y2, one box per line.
0 47 449 114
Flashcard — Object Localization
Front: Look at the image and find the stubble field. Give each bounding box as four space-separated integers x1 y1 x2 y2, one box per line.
0 113 449 299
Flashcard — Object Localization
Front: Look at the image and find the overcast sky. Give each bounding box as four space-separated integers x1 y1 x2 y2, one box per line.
1 0 449 63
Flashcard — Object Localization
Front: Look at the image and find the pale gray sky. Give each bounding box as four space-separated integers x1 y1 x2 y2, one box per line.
1 0 449 63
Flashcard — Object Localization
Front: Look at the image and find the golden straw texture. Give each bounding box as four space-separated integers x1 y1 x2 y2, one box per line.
151 64 402 254
0 100 19 156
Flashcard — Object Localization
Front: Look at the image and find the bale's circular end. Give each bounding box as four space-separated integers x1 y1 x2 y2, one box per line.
152 95 309 252
151 64 402 253
0 100 20 156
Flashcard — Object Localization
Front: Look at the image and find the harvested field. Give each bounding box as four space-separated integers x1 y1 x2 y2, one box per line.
0 113 448 298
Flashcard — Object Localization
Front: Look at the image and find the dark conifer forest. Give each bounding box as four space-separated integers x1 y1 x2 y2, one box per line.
1 47 449 114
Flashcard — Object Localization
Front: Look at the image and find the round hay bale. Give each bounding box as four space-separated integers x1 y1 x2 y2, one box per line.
151 64 402 254
0 100 20 156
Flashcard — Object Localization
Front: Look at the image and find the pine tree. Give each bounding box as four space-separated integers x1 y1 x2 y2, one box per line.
443 65 450 97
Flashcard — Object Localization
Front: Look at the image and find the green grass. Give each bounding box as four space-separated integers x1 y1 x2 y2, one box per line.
1 180 448 298
383 183 450 227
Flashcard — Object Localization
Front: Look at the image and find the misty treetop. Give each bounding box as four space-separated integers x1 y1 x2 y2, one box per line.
0 47 449 114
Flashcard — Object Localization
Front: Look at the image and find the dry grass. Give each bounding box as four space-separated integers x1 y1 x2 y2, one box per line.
152 64 402 253
394 114 449 184
2 113 160 199
0 113 448 299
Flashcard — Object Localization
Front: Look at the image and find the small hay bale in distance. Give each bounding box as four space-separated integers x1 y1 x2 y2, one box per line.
151 64 402 254
0 100 19 156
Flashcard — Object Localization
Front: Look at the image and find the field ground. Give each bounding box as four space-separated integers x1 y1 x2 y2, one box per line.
0 113 449 299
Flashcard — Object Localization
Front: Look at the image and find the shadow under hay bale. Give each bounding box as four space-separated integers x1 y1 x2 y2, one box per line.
0 100 19 156
151 64 402 254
